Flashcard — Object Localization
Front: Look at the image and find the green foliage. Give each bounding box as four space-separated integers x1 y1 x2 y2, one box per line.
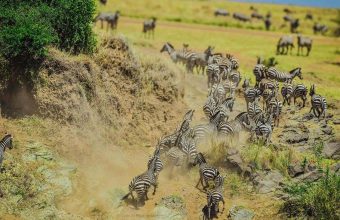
0 0 96 84
282 168 340 219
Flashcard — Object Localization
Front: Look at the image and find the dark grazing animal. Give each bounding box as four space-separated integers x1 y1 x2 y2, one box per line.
214 9 229 16
313 23 328 35
297 35 312 56
233 13 251 22
305 13 313 20
283 8 293 14
143 17 157 38
264 18 271 31
309 85 327 118
0 134 13 167
283 15 294 22
290 19 299 33
251 12 263 20
94 11 120 31
194 153 220 190
277 35 294 55
99 0 107 5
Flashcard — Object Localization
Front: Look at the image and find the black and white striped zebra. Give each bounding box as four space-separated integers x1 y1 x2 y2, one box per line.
211 82 227 104
281 83 293 105
122 156 158 208
189 46 214 74
0 134 13 166
258 78 278 94
143 17 157 38
207 63 220 88
203 93 218 120
292 83 308 107
194 153 220 190
217 112 252 137
206 175 225 219
253 63 266 87
228 70 242 87
251 113 273 145
147 146 163 177
267 97 282 127
225 53 239 70
160 43 196 69
267 67 302 83
309 84 327 118
242 79 262 109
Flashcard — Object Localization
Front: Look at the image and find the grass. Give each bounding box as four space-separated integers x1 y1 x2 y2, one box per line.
98 0 339 36
94 15 340 102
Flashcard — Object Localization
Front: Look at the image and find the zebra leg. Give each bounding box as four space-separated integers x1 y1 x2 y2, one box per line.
222 199 225 212
152 183 157 195
196 175 202 189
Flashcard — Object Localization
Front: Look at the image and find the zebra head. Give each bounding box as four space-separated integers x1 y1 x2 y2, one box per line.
160 42 173 53
204 46 214 57
193 152 206 166
309 84 315 96
183 109 195 122
222 97 235 112
291 67 302 80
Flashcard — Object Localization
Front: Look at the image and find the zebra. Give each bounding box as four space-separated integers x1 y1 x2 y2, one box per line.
253 63 267 87
122 156 158 208
147 146 163 177
207 64 220 88
313 23 328 35
160 43 196 70
281 83 293 105
143 17 157 39
214 9 229 16
305 13 313 20
189 46 214 74
277 35 294 55
225 54 239 70
267 97 282 127
223 80 237 98
261 88 276 111
309 85 327 118
211 82 227 104
94 12 109 29
242 79 261 109
0 134 13 167
258 79 279 94
267 67 302 83
203 92 218 119
206 175 225 219
292 84 308 107
106 11 120 31
193 153 220 190
228 69 241 87
217 112 252 138
233 13 251 22
251 113 273 145
297 35 312 56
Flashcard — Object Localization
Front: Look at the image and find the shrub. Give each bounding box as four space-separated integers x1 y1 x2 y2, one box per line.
282 168 340 219
0 0 96 84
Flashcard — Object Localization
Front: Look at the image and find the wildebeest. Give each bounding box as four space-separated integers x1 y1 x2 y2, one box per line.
250 6 258 11
266 12 271 19
297 35 312 56
313 23 328 35
283 8 293 14
305 12 313 20
99 0 107 5
214 9 229 16
143 17 157 38
290 19 299 33
264 18 271 31
233 13 251 22
283 15 294 22
251 12 263 20
277 35 294 55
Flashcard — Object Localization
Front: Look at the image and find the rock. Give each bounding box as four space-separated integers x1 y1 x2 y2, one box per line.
333 119 340 125
322 142 340 159
154 196 187 220
288 164 304 177
228 205 254 220
301 112 314 121
22 142 54 162
225 148 252 176
285 132 309 144
254 170 284 194
321 126 333 135
293 170 323 183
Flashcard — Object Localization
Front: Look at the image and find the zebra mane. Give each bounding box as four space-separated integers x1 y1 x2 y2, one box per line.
167 42 175 49
198 152 206 163
289 67 301 74
1 134 12 142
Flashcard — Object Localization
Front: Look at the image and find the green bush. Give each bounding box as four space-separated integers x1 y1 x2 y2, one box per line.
0 0 96 84
282 168 340 219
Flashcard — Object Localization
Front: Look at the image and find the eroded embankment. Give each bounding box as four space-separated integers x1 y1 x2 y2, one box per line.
0 36 187 219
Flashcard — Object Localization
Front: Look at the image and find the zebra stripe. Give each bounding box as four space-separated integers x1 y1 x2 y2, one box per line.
206 175 225 217
194 153 220 190
281 83 293 105
0 134 13 166
267 67 302 83
292 84 308 107
309 85 327 118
